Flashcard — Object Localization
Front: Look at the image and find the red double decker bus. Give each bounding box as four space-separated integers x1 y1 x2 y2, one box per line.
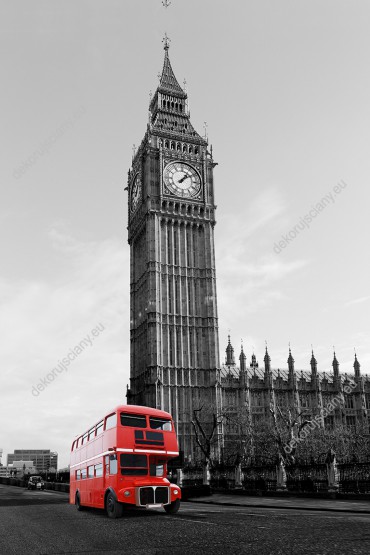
69 405 181 518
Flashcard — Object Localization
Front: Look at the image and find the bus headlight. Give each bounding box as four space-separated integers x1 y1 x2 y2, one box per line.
124 490 131 497
173 490 179 495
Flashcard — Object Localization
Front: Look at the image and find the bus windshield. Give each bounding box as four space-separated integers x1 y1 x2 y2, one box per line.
119 454 165 477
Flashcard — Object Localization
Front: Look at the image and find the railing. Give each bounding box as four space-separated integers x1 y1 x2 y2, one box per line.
181 461 370 494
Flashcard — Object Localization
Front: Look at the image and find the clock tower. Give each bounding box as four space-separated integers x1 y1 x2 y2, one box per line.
126 38 220 460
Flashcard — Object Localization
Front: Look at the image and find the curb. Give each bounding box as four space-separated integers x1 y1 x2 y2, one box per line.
186 498 370 514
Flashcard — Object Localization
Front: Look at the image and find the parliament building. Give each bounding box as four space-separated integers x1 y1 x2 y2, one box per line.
126 40 370 462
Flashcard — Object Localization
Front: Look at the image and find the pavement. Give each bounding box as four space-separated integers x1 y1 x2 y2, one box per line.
187 493 370 514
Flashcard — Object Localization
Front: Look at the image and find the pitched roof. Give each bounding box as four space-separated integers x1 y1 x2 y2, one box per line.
158 46 186 97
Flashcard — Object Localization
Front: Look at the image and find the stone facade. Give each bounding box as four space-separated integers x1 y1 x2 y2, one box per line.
219 337 370 457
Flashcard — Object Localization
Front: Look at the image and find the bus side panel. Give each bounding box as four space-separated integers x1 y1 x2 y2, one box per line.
102 428 118 452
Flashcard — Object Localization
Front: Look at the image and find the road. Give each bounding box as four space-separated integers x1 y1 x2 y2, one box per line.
0 484 369 554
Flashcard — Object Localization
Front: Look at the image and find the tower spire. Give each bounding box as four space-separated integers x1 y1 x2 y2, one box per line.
354 350 361 378
332 348 339 377
225 335 235 366
239 340 246 372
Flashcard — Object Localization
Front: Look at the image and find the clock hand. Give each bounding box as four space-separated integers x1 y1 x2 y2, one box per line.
178 173 189 183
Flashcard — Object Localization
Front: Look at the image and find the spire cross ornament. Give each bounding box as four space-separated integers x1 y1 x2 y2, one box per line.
162 0 171 7
162 33 171 51
203 121 208 139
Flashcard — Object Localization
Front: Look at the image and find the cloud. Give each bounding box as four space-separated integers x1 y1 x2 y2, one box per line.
344 295 370 307
0 223 129 468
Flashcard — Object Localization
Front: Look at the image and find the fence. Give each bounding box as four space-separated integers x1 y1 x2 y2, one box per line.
181 462 370 494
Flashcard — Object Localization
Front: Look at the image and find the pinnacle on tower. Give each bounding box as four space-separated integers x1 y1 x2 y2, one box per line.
354 352 361 378
332 350 339 377
287 346 295 373
158 34 186 97
239 342 246 372
264 345 271 372
225 335 235 366
310 349 317 374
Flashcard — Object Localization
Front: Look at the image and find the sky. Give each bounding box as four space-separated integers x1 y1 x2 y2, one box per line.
1 0 369 468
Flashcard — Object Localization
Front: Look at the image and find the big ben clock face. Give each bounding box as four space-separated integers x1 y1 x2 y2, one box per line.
130 173 141 212
163 161 202 198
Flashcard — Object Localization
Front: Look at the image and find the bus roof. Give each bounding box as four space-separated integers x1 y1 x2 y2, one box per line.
112 405 173 419
72 405 174 441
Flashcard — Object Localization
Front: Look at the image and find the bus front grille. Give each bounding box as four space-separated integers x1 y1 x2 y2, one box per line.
155 487 169 504
139 486 169 506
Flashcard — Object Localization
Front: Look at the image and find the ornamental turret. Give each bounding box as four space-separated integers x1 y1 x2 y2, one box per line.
332 351 339 378
354 352 361 379
225 335 235 366
239 343 247 373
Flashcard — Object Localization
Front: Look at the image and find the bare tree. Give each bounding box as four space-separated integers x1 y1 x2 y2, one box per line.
191 406 223 468
269 404 312 465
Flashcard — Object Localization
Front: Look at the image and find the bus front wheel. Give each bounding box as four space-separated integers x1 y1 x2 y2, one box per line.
164 498 180 514
106 492 123 519
75 493 84 511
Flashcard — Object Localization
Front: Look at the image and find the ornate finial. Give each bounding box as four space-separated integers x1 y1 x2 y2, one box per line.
162 0 171 7
157 72 162 82
162 33 171 51
183 78 187 92
132 144 136 158
149 90 152 102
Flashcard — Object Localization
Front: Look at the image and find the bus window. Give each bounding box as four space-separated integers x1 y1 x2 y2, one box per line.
105 454 117 475
81 469 87 479
149 417 172 431
95 463 103 477
120 413 147 428
88 466 94 478
105 413 117 430
76 470 81 480
96 421 104 436
120 454 147 476
88 428 95 441
149 457 165 477
82 432 88 445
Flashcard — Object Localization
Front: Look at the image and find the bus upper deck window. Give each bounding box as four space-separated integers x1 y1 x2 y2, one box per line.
105 413 117 430
120 413 147 428
149 417 172 431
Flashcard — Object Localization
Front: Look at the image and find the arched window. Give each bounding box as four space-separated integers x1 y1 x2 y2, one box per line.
183 144 187 152
165 140 169 148
176 143 181 151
